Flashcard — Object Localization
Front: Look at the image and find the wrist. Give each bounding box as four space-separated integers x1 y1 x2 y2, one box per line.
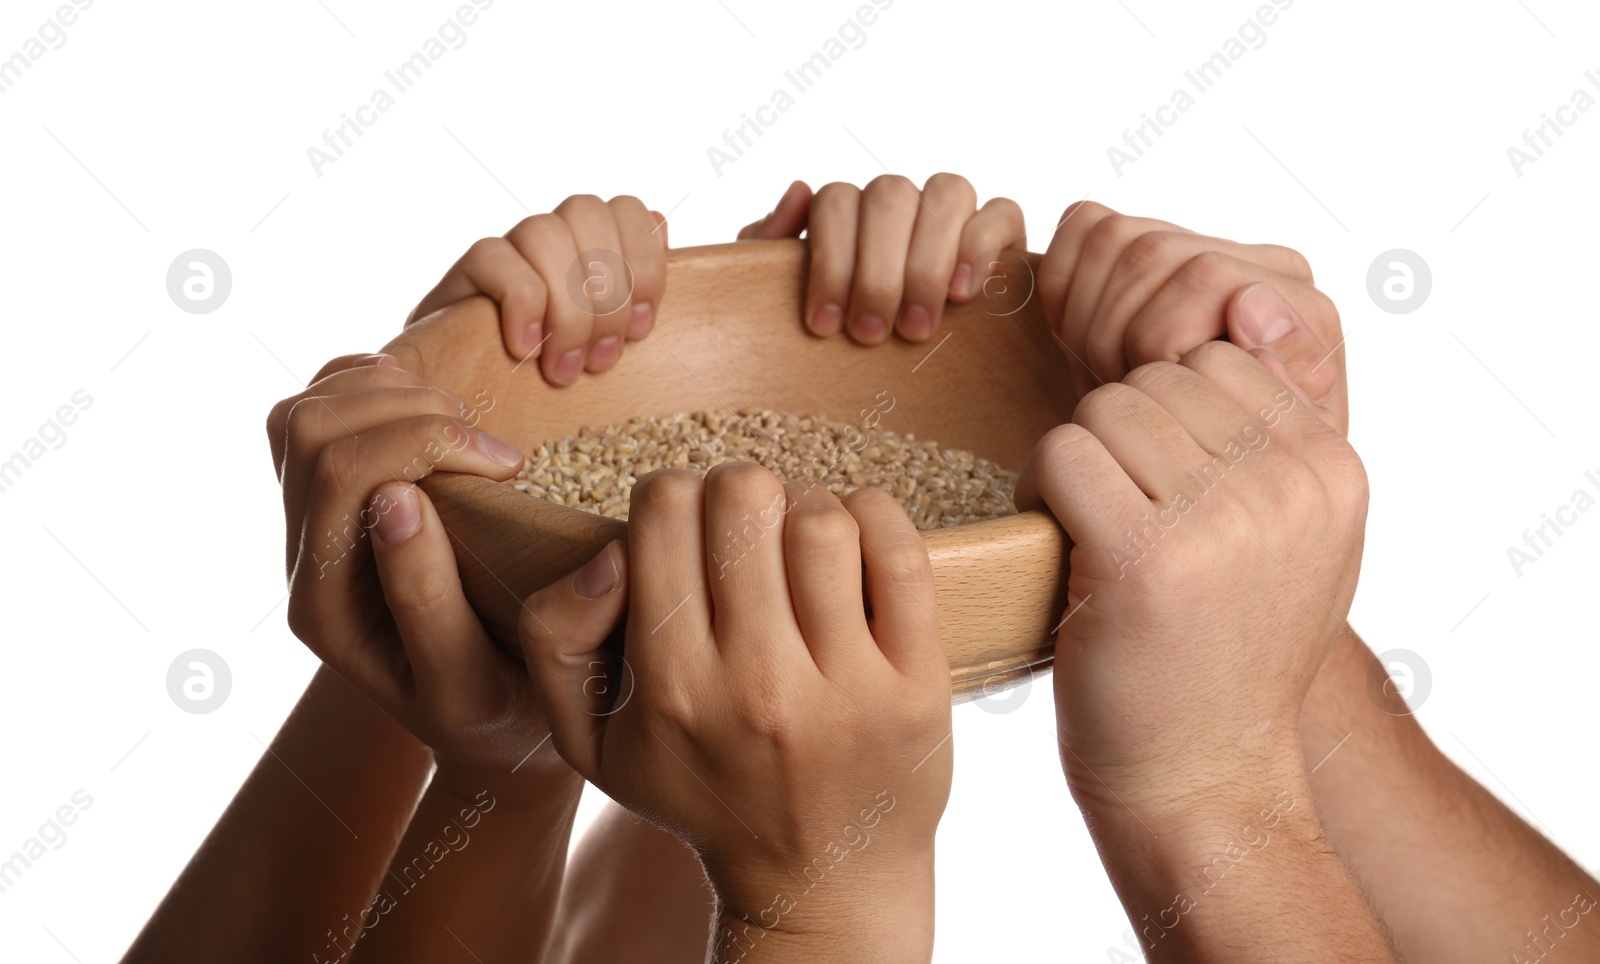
431 755 583 818
708 847 937 963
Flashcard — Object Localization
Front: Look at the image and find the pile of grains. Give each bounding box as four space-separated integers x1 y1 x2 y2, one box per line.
511 409 1017 530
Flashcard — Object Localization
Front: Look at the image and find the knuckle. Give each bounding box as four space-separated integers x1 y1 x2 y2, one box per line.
631 468 703 516
1083 211 1134 250
1172 250 1233 291
872 535 931 587
1057 200 1111 236
785 499 860 554
1122 360 1187 395
1180 338 1239 371
812 181 861 217
283 397 332 459
1030 423 1100 475
1072 381 1142 425
1266 243 1313 280
1116 230 1186 278
862 173 918 208
922 172 976 207
708 460 784 499
309 436 362 499
902 261 945 301
466 236 507 260
554 193 605 217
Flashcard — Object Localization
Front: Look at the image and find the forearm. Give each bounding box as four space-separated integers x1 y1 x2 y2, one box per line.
122 665 433 964
348 765 584 962
1086 769 1394 963
1301 629 1600 960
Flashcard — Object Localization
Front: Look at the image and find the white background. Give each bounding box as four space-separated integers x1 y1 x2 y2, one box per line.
2 0 1597 960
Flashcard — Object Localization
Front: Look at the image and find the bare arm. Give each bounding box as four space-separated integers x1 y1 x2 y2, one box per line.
121 665 433 964
1302 629 1600 961
347 766 583 963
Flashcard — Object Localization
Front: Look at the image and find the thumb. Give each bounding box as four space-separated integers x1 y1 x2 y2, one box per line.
1226 283 1341 425
517 540 631 782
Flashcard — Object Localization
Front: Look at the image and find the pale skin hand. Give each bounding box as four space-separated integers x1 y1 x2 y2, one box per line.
520 466 954 963
736 175 1025 343
1017 341 1392 961
1038 202 1600 960
268 353 586 962
406 195 669 385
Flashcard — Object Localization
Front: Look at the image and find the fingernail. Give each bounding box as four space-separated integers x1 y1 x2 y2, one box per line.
476 430 525 467
588 336 621 371
1236 284 1298 346
372 485 421 545
900 305 932 341
854 314 888 343
574 541 621 598
812 303 842 336
949 262 973 300
553 348 585 384
627 302 655 340
522 323 546 355
356 353 398 368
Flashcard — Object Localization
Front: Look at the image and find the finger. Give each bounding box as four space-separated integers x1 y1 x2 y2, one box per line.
1063 213 1196 395
898 173 976 341
369 482 513 728
1122 360 1265 458
1036 202 1143 395
611 195 667 344
519 540 631 783
278 385 468 571
1115 250 1316 376
286 416 525 703
1069 383 1209 504
554 194 631 375
268 356 415 473
805 181 860 336
1013 423 1153 577
848 174 920 345
951 197 1026 303
842 488 939 678
1178 341 1343 453
735 181 813 240
780 481 867 673
704 462 800 657
651 210 670 249
625 470 713 671
505 212 590 386
1225 283 1343 430
410 238 552 363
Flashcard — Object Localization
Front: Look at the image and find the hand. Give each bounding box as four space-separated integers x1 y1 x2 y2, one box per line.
1038 202 1346 430
737 176 1024 344
519 466 953 957
406 195 669 387
1016 338 1366 815
267 353 566 795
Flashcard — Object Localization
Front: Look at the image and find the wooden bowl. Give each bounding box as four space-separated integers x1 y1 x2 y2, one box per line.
380 240 1071 701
